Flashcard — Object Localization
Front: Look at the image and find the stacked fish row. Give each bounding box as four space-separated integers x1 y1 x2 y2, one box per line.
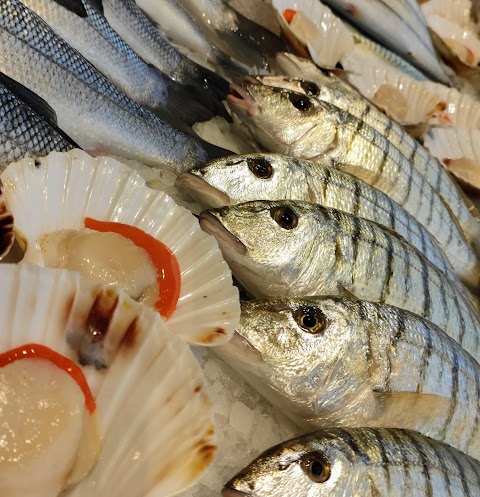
2 0 480 495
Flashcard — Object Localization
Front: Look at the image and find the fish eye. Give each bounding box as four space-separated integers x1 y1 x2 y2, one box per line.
288 93 312 112
248 158 273 179
301 453 331 483
300 81 320 96
271 206 298 230
294 306 325 334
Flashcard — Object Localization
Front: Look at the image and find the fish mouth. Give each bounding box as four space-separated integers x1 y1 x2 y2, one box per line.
179 172 231 208
243 75 262 86
222 486 251 497
199 211 247 255
226 84 259 117
223 330 263 365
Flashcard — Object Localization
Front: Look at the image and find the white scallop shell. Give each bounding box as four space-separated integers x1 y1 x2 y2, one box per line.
0 263 215 497
0 185 13 260
0 149 240 346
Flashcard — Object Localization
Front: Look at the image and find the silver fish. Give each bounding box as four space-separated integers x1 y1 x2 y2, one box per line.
182 153 463 288
219 296 480 457
226 84 480 282
320 0 450 83
252 73 480 256
21 0 223 124
223 427 480 497
200 201 480 356
102 0 232 106
0 0 228 171
0 72 75 167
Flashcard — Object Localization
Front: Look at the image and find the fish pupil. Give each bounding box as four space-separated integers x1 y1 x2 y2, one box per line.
289 93 312 111
302 314 318 329
310 461 324 477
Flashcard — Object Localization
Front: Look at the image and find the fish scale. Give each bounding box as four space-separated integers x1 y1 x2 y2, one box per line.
202 201 480 359
224 427 480 497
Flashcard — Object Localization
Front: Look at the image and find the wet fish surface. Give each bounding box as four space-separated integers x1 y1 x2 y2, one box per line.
183 153 459 285
223 427 480 497
0 72 75 167
200 200 480 356
219 296 480 457
0 0 229 171
226 85 480 290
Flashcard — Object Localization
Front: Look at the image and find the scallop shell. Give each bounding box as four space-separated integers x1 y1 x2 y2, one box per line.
0 263 215 497
423 126 480 189
0 184 13 260
0 149 240 346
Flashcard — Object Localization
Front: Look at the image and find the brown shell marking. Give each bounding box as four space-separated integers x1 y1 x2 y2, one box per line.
0 186 14 260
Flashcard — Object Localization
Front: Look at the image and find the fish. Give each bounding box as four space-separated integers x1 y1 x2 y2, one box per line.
251 73 480 257
199 200 480 355
223 427 480 497
319 0 451 83
0 72 75 167
21 0 226 124
0 0 229 171
102 0 232 108
218 296 480 457
226 84 480 283
182 153 462 288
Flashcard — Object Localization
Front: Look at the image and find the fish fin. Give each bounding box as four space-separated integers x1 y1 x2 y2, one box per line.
335 283 359 300
334 163 397 196
373 391 453 428
51 0 87 17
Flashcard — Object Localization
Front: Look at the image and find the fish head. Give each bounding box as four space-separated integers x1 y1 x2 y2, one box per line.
223 431 360 497
253 75 324 99
227 84 337 160
182 154 312 208
199 201 336 298
219 297 370 420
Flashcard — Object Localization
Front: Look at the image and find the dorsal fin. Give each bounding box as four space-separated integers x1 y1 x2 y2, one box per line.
51 0 87 17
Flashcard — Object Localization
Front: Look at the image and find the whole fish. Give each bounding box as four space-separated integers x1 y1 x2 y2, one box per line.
0 72 75 167
226 84 480 284
219 296 480 457
22 0 224 124
320 0 451 83
223 427 480 497
200 201 480 355
182 153 461 287
252 73 480 256
102 0 232 107
0 0 228 171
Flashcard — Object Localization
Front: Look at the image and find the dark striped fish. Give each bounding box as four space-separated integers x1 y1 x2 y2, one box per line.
253 73 480 257
219 297 480 458
226 84 480 291
200 201 480 359
183 153 460 288
223 427 480 497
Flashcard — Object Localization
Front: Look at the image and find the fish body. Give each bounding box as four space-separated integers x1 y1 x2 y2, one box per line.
200 201 480 357
320 0 450 83
219 296 480 457
102 0 231 108
254 73 480 257
224 427 480 497
21 0 220 124
184 153 458 285
226 85 480 289
0 0 228 171
0 72 75 167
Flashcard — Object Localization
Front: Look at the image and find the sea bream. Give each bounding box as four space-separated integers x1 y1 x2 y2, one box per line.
182 153 462 287
0 0 228 171
218 296 480 458
223 427 480 497
21 0 226 124
0 72 75 167
226 85 480 274
200 201 480 357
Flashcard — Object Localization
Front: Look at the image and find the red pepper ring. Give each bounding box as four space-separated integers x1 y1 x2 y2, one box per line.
84 218 181 319
0 343 96 414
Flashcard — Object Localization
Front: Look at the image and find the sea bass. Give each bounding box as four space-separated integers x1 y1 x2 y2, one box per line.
0 72 75 167
0 0 228 171
218 297 480 457
200 201 480 356
226 84 480 277
182 153 461 286
223 427 480 497
21 0 223 124
252 73 480 254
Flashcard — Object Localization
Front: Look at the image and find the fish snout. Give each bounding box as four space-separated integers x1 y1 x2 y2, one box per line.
199 211 247 255
179 172 231 208
222 486 251 497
